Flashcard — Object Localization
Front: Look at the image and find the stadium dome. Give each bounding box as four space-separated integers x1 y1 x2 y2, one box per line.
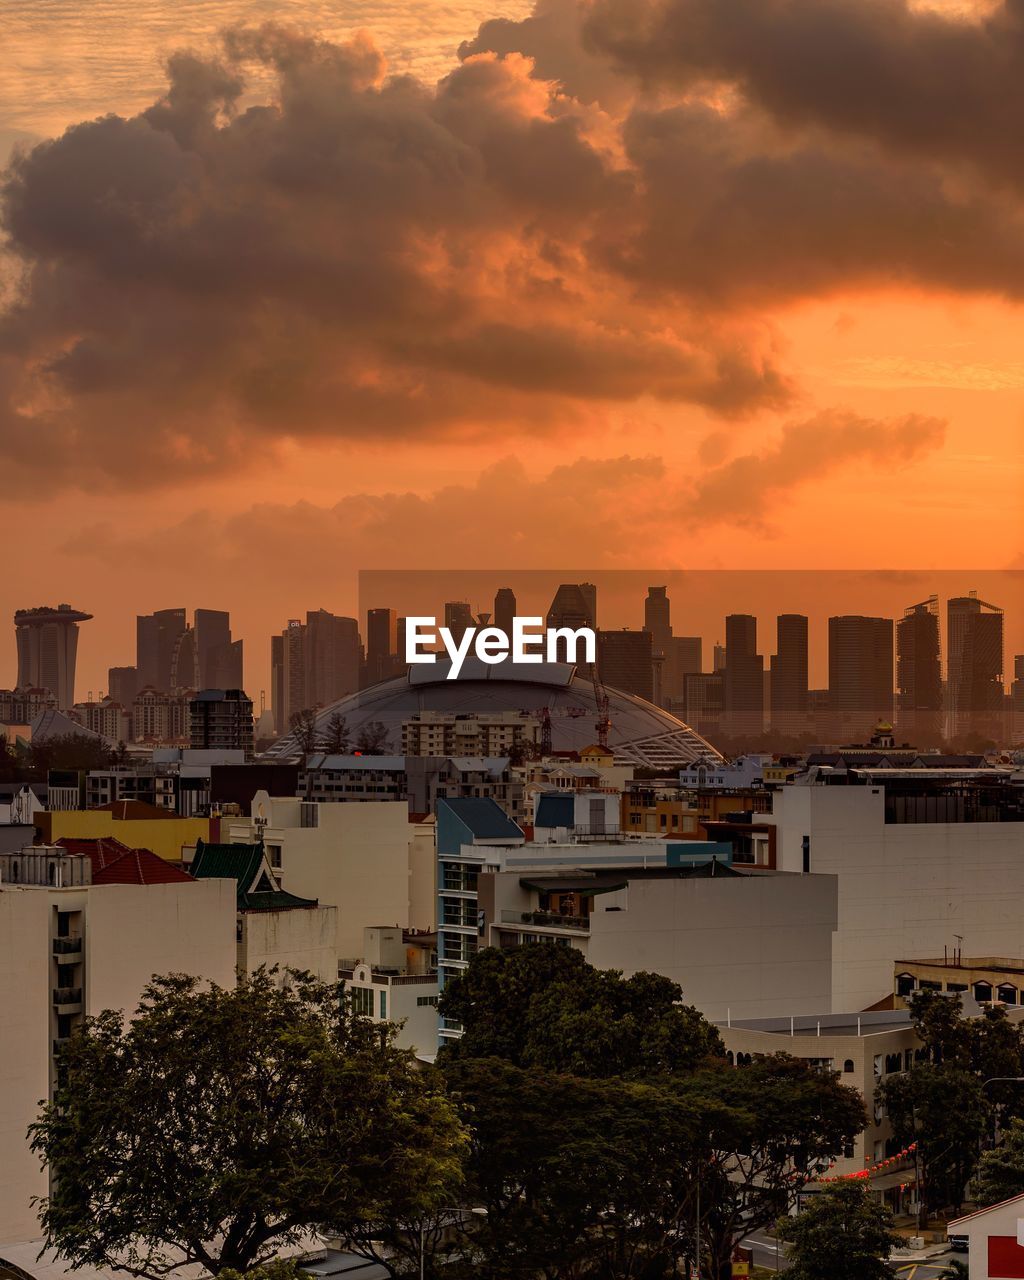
267 659 724 768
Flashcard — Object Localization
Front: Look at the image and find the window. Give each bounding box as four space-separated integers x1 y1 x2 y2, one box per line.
896 973 916 997
843 1059 855 1073
873 1055 882 1078
974 981 993 1002
417 995 439 1007
267 844 282 869
998 984 1018 1005
379 990 387 1020
349 986 375 1018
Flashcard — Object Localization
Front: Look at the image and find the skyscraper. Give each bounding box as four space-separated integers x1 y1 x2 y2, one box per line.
444 601 475 644
304 610 361 708
828 615 894 742
270 634 285 735
136 608 187 692
14 605 92 710
643 586 672 656
194 608 243 689
107 666 138 708
494 588 517 638
770 614 809 737
896 597 942 744
365 608 399 687
597 630 654 701
546 583 597 630
189 688 254 755
724 614 764 738
947 593 1004 742
280 619 306 730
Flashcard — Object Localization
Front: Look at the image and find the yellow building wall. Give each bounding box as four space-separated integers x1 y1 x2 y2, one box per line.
39 811 212 863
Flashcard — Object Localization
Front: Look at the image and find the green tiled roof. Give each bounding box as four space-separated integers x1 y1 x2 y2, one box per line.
190 840 318 912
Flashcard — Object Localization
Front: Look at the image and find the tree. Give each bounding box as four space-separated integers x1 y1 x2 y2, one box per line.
288 708 322 755
779 1180 899 1280
439 943 723 1078
31 970 466 1279
319 711 350 754
444 1057 707 1280
877 1063 987 1215
974 1117 1024 1207
355 720 391 754
678 1056 867 1279
29 731 114 777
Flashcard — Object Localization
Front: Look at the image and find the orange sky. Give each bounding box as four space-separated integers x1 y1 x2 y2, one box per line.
2 0 1022 699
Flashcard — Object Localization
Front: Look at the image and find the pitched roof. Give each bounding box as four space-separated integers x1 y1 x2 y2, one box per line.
948 1189 1024 1227
55 837 194 885
440 796 524 841
190 839 318 912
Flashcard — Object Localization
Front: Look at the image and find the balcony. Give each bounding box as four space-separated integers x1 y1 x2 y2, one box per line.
501 908 590 932
52 936 82 956
53 987 83 1008
52 1037 70 1055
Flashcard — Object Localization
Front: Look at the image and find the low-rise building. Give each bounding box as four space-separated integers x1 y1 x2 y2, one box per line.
0 845 235 1244
402 711 540 758
339 927 438 1057
35 801 215 864
894 955 1024 1008
948 1190 1024 1277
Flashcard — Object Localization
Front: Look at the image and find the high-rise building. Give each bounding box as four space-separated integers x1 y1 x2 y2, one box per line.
14 605 92 710
364 608 398 687
713 643 726 673
270 634 285 735
896 597 942 745
136 608 187 693
770 614 809 737
1010 655 1024 743
189 688 254 755
194 609 243 690
305 610 361 710
682 671 724 740
546 583 597 630
597 630 654 701
828 616 894 742
947 593 1004 742
644 587 672 655
444 601 475 645
281 619 306 730
494 588 517 638
723 615 764 739
107 666 138 708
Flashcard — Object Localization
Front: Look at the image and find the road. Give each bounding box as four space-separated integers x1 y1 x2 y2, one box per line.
741 1233 956 1275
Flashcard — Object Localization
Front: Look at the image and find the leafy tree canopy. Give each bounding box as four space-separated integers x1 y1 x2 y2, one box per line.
31 970 466 1279
439 943 723 1079
779 1180 899 1280
974 1117 1024 1208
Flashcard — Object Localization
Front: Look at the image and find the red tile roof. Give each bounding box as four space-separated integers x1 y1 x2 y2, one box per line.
55 837 194 886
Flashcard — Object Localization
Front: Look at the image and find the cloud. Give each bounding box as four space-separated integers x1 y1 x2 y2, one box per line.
683 409 946 528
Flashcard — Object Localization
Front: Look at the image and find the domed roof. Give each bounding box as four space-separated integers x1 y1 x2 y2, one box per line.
267 659 723 768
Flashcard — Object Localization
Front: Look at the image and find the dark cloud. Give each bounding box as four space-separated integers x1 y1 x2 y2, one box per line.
583 0 1024 189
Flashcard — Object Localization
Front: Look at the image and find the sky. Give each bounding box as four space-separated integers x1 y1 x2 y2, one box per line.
2 0 1023 701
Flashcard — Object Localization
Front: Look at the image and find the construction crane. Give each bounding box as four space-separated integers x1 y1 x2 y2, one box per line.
540 705 552 757
591 664 612 751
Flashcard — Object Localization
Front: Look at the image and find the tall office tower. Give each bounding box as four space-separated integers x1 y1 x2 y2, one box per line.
444 601 475 645
644 586 672 654
596 630 654 701
194 609 243 689
713 643 726 673
494 588 517 638
304 609 361 708
828 615 894 742
14 605 92 710
723 614 764 738
107 666 138 708
189 688 254 755
365 607 398 687
546 583 597 629
1010 655 1024 742
947 593 1004 742
770 614 809 737
683 671 724 740
896 597 942 745
136 608 187 692
280 619 307 729
270 634 285 734
170 626 200 691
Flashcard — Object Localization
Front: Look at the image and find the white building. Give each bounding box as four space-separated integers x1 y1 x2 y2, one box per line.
227 792 417 959
0 850 236 1244
764 773 1024 1010
340 927 438 1058
948 1190 1024 1277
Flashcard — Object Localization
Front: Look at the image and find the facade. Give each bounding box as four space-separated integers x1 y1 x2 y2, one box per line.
194 609 243 690
339 927 439 1056
14 606 92 710
764 770 1024 1009
189 688 254 754
272 611 362 734
770 614 809 737
0 850 235 1244
227 792 416 956
894 955 1024 1007
71 696 130 743
107 665 139 707
948 1190 1024 1277
719 1011 922 1203
35 804 214 864
724 615 764 738
895 597 942 745
597 629 653 702
401 711 541 758
493 588 517 637
136 608 187 693
365 608 399 687
947 592 1005 742
828 615 894 743
546 582 597 631
131 686 192 744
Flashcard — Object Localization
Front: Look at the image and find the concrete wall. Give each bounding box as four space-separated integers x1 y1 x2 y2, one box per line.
0 879 236 1247
408 819 436 931
39 811 213 863
585 873 837 1022
766 786 1024 1010
232 797 411 960
240 905 338 981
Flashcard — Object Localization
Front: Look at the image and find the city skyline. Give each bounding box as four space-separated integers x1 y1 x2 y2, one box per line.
1 0 1022 687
